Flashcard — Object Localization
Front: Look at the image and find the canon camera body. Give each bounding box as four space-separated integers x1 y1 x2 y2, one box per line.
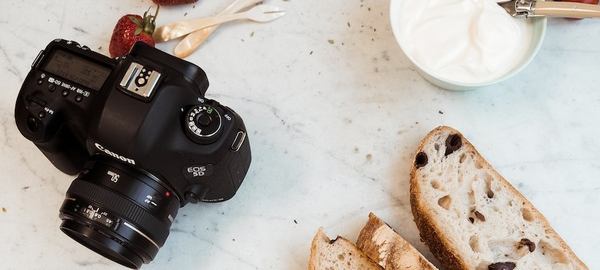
14 39 251 268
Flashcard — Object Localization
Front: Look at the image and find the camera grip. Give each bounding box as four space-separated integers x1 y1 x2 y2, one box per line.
15 92 89 175
35 125 88 175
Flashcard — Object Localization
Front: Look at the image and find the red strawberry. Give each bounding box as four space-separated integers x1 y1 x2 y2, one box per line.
152 0 198 5
109 7 159 58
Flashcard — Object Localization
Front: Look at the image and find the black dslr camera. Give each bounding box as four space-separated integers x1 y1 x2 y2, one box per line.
14 39 252 268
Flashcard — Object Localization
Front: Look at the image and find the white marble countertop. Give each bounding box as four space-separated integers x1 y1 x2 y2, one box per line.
1 0 599 269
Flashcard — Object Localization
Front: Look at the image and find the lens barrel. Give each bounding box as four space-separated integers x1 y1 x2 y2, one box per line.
59 158 179 269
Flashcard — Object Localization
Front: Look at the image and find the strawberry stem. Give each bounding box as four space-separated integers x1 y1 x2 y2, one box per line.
153 5 160 25
138 6 159 35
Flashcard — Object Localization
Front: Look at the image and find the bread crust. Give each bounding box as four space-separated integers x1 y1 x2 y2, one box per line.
356 214 383 263
409 126 588 270
308 228 382 270
357 213 438 270
308 228 327 270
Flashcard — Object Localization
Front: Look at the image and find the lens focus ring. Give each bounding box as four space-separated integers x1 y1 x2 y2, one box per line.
67 179 170 245
59 158 180 269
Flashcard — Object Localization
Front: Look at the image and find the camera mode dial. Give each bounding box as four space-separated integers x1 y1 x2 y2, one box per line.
184 104 223 144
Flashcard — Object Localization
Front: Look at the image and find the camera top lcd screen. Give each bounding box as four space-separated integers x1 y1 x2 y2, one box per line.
43 50 111 91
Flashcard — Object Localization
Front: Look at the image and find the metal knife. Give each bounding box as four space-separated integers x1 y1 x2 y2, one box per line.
498 0 600 18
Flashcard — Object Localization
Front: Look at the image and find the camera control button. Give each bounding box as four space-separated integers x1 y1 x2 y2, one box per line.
26 116 40 132
27 96 47 106
184 105 223 144
38 111 46 119
37 79 44 85
48 84 56 92
75 95 83 102
61 90 70 97
195 112 212 127
231 131 246 152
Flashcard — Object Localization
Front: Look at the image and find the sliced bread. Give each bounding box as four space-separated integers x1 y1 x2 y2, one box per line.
410 126 587 270
357 213 438 270
308 228 382 270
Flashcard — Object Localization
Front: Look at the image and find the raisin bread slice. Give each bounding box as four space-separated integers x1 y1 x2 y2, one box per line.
357 213 438 270
410 126 588 270
308 228 382 270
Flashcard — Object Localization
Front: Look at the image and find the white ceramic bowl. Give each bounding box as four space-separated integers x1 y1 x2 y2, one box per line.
389 0 547 91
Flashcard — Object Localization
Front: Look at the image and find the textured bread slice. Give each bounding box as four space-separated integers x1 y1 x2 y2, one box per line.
357 213 438 270
410 126 588 270
308 228 382 270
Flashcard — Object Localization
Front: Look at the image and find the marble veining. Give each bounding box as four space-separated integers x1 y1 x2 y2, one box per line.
1 0 599 269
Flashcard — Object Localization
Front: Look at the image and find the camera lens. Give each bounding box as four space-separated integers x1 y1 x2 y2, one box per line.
59 158 180 269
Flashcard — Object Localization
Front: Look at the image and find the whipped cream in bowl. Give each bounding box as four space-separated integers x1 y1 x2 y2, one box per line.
390 0 547 90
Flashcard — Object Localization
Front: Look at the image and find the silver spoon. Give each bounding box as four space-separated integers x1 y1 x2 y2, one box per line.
154 5 285 43
174 0 264 58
